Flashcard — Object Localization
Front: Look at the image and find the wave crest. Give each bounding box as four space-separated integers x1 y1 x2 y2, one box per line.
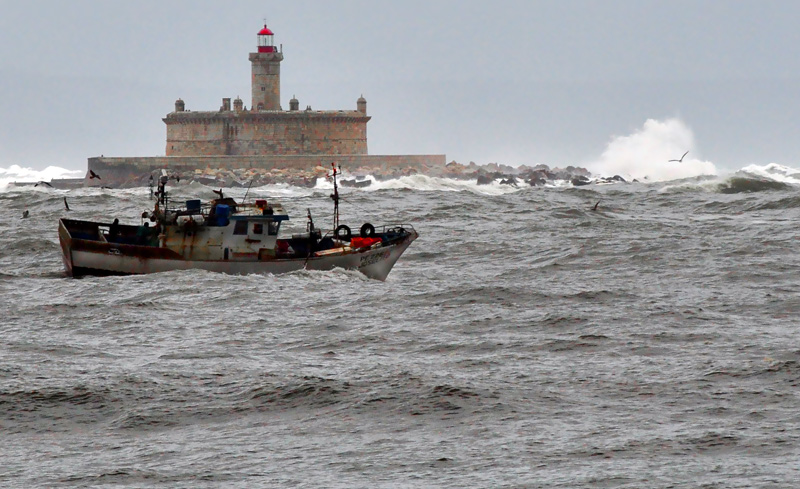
589 118 717 182
0 165 82 189
717 176 793 194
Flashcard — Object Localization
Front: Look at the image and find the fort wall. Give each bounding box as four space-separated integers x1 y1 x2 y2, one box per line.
165 110 369 157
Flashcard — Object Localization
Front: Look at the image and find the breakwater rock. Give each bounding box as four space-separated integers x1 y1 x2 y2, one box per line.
80 160 615 189
437 161 613 187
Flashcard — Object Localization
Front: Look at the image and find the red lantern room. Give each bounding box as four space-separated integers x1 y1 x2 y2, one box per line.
257 25 276 53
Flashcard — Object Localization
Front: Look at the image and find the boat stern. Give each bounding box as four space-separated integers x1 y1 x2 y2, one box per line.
58 218 75 277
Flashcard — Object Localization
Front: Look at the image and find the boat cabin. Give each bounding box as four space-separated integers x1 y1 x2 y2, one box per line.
163 198 291 261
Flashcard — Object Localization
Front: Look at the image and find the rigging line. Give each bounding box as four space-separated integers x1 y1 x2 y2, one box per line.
241 179 255 204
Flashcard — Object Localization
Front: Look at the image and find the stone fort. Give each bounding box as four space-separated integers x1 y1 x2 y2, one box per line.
88 24 444 186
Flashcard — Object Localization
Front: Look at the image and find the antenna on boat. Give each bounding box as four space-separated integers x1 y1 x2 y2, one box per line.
242 179 254 205
328 162 340 230
307 208 315 232
156 174 169 216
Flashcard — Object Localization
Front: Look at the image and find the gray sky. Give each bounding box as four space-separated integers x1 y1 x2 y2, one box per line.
1 0 799 172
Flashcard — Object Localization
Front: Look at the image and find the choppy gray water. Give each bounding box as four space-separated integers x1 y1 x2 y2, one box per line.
1 175 799 488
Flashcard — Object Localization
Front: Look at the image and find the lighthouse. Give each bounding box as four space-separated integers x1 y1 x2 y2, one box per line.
163 22 376 158
249 25 283 111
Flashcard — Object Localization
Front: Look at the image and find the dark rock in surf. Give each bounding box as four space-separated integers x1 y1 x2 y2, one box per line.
476 174 494 185
499 176 519 186
571 176 592 186
341 178 372 188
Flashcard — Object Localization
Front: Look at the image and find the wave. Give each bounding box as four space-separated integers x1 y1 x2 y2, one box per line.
716 176 793 194
314 173 526 195
171 173 530 197
2 159 797 198
588 118 718 182
738 163 800 185
0 164 83 189
657 163 800 193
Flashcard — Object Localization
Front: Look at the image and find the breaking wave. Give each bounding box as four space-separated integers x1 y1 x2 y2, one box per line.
658 163 800 194
2 138 798 197
588 118 717 182
0 165 82 189
738 163 800 185
313 173 524 195
716 176 793 194
714 163 800 193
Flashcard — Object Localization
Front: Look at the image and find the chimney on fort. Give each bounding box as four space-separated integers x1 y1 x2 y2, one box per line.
249 25 283 111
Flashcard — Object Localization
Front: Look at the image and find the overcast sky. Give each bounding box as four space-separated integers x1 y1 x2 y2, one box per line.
1 0 799 173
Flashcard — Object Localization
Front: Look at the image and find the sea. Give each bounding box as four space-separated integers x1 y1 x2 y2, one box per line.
1 161 799 488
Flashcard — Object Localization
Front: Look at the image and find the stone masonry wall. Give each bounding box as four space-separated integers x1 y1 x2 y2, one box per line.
250 51 282 111
165 111 369 157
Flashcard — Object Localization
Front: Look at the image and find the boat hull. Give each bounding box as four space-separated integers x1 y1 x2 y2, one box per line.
59 219 415 281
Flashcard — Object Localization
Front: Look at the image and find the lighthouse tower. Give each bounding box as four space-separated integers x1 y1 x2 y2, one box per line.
249 25 283 111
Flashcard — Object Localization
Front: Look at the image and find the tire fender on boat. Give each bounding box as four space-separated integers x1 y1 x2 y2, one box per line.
335 224 352 241
360 223 375 238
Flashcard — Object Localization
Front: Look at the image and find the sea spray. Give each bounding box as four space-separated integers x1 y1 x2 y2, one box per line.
0 165 83 189
314 173 524 195
739 163 800 185
588 118 717 182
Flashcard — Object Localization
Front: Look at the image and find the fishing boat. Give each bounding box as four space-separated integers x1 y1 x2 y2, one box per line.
58 163 417 280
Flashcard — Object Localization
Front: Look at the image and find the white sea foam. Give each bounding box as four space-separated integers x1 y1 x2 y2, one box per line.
657 162 800 193
588 118 718 182
314 173 524 195
739 163 800 184
0 165 83 190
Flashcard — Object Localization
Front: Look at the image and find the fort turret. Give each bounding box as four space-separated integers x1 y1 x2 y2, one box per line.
357 95 367 115
249 25 283 111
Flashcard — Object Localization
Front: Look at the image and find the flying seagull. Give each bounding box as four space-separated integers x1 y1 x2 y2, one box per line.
89 169 101 180
669 151 689 163
34 181 53 187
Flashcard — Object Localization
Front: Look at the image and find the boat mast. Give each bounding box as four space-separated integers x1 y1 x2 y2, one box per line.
154 172 170 224
329 162 340 229
307 208 315 233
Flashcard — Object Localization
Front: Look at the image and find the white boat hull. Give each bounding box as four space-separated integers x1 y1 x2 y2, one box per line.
60 222 415 281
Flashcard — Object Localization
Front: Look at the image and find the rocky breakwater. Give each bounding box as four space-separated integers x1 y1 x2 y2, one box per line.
111 162 430 189
436 161 625 187
88 159 624 189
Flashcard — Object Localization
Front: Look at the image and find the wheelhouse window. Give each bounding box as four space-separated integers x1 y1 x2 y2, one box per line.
233 220 248 235
268 222 279 235
253 223 264 235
